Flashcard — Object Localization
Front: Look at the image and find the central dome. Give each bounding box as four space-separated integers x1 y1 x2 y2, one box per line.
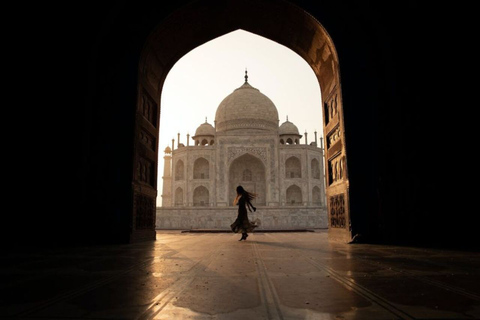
215 79 279 132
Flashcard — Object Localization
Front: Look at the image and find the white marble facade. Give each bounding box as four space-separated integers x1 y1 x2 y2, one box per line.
158 74 327 229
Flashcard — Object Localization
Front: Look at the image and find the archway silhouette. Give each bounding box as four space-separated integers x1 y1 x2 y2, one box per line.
131 0 349 242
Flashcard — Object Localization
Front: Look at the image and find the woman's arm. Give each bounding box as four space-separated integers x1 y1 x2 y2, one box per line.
233 194 241 205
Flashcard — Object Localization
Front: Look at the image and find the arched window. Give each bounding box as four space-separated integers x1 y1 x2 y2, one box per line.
312 186 322 205
286 156 301 178
286 138 293 145
210 140 214 145
280 139 285 144
174 187 183 206
242 169 252 181
201 139 208 146
193 157 209 179
193 186 209 206
311 158 320 179
286 185 302 205
175 160 184 180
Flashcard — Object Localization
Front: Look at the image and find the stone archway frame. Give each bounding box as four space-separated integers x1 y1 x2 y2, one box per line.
228 152 267 206
133 0 351 242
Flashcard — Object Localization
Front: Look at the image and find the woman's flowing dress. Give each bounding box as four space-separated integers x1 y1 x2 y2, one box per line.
230 196 258 233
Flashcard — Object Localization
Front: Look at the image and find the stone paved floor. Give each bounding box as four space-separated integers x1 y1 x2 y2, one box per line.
1 230 480 319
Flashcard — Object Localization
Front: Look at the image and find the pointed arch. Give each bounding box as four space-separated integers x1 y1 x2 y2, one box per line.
286 156 302 178
286 185 302 205
311 158 320 179
193 186 209 206
229 153 265 206
175 160 184 180
174 187 184 206
193 157 209 179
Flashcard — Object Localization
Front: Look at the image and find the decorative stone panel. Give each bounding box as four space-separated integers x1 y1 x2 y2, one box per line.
140 129 156 151
329 194 346 228
137 157 155 187
140 92 157 127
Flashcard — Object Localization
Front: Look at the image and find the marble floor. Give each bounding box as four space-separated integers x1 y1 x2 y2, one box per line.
1 230 479 319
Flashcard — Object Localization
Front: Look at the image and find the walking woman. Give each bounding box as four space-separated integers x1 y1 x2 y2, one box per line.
230 185 258 241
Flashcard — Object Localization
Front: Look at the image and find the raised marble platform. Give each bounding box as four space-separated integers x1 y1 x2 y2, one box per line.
156 206 327 230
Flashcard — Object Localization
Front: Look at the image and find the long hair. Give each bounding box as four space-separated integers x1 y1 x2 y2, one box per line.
234 185 256 205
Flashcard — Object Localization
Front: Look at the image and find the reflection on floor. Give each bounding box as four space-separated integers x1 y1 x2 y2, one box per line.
1 230 479 319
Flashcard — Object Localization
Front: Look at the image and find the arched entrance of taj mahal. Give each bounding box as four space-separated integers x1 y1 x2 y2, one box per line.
131 0 351 243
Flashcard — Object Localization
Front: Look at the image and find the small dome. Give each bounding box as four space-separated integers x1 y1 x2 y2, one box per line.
279 120 300 136
194 121 215 137
164 146 172 153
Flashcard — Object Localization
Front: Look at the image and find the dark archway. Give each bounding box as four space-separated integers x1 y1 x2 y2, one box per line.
131 0 351 242
30 1 465 249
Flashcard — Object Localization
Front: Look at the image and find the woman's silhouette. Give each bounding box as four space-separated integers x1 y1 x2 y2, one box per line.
230 185 258 241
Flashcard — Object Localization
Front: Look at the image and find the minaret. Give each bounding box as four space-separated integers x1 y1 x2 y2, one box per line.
314 130 318 146
304 131 308 145
161 146 173 207
187 133 190 147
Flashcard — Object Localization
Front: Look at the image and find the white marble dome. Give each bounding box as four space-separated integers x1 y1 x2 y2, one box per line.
194 121 215 136
279 120 300 136
215 80 279 132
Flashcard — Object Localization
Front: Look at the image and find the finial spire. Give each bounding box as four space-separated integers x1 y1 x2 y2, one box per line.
244 68 248 83
205 117 207 123
286 115 289 121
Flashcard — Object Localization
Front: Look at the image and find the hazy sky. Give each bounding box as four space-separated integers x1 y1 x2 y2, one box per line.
157 29 323 205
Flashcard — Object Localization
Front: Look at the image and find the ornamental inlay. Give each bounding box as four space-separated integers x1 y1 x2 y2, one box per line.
227 147 267 164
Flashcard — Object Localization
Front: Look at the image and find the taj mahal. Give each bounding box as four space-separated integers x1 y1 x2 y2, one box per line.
156 72 328 230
